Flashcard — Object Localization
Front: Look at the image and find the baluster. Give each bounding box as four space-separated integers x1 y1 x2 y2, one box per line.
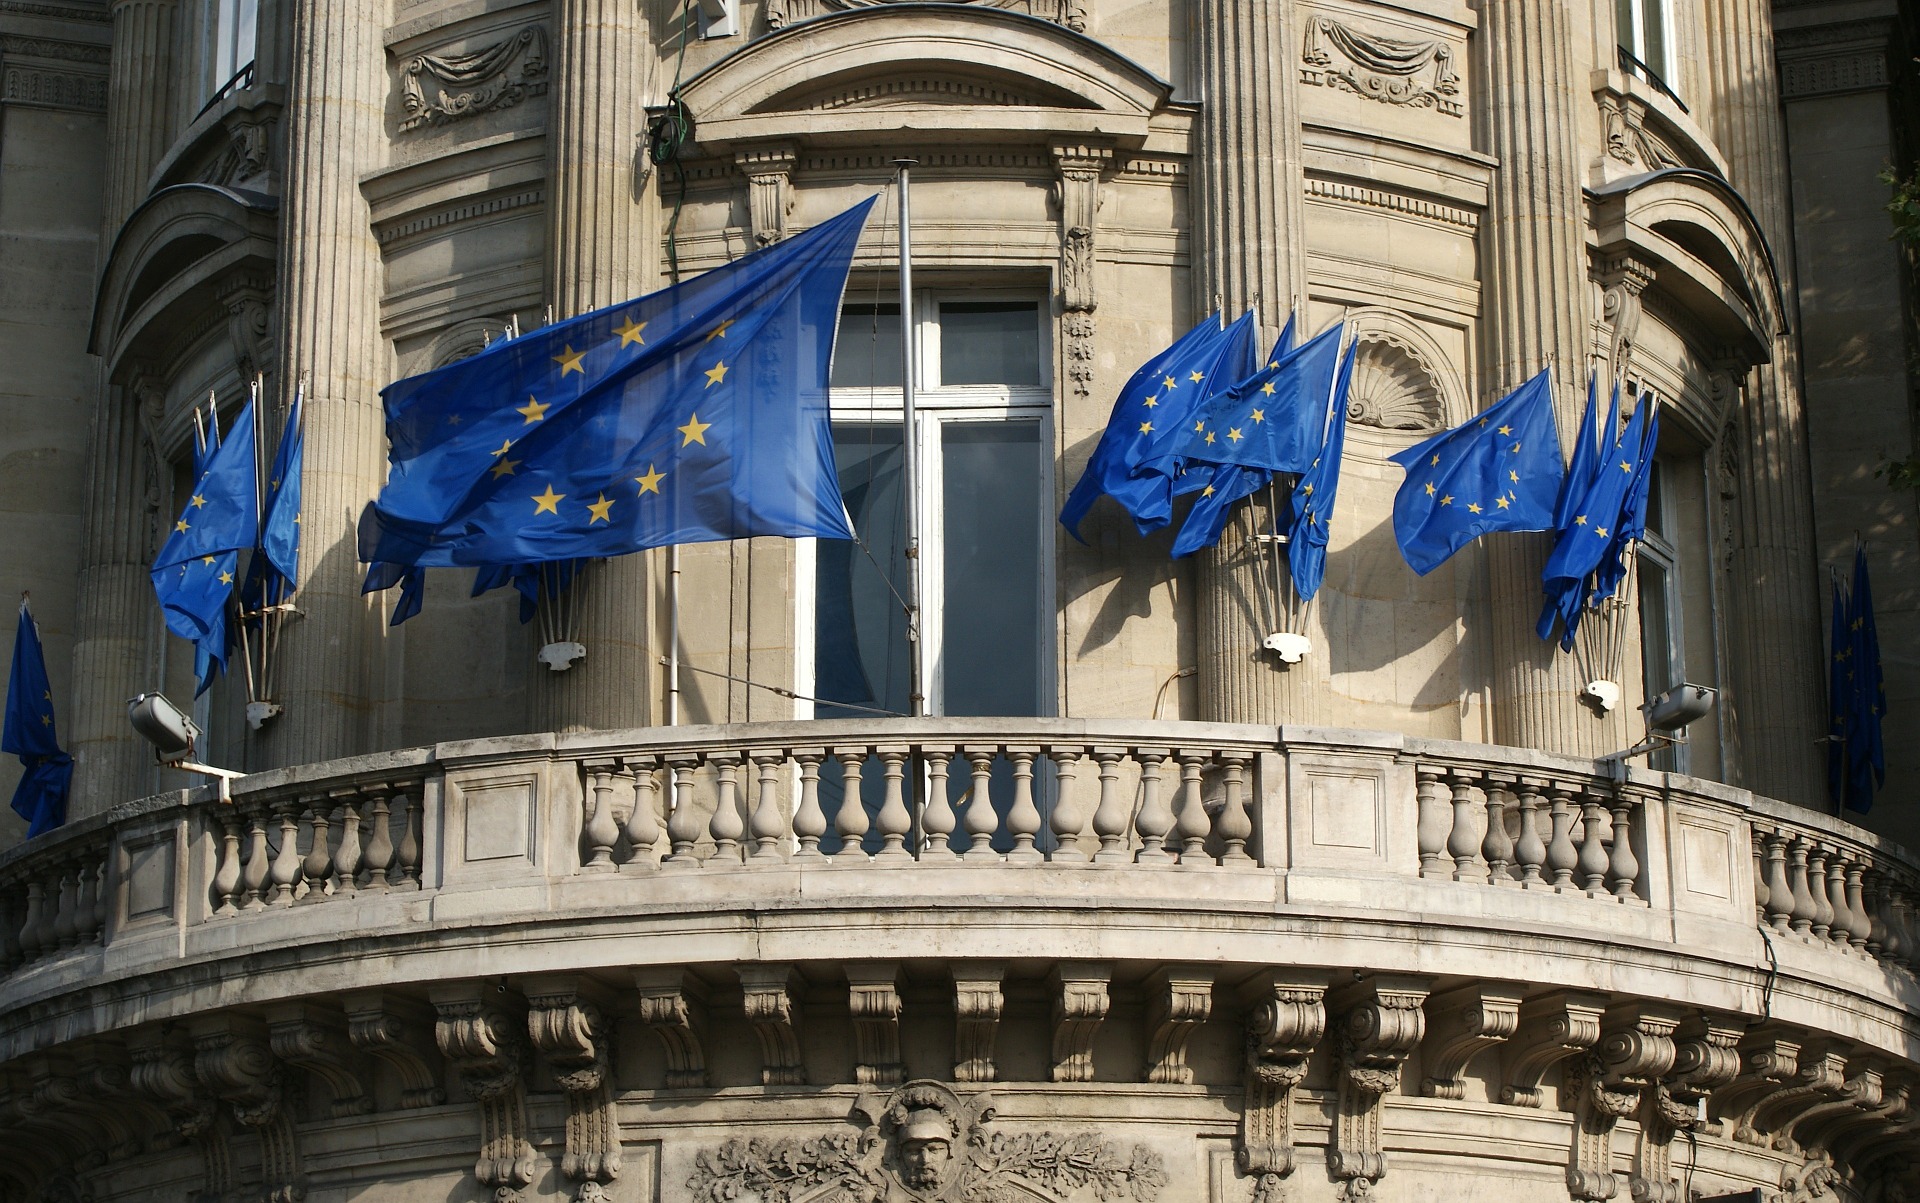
749 751 789 861
1863 869 1889 957
1091 748 1130 864
1752 831 1769 922
18 880 44 961
708 755 745 863
583 768 619 872
834 748 871 861
1513 778 1547 888
52 864 78 947
1844 859 1868 952
1576 791 1610 895
1807 844 1833 939
241 805 272 911
1005 747 1043 864
212 812 243 917
1217 753 1254 866
791 751 827 860
1416 768 1450 879
301 805 333 904
332 798 363 897
921 745 957 857
961 747 999 861
663 758 704 869
1546 785 1579 889
1481 775 1515 885
623 762 663 868
1786 836 1815 934
1448 772 1486 884
395 793 422 889
89 852 109 940
1049 748 1089 863
1831 853 1859 948
874 745 914 862
268 800 302 907
1134 751 1175 864
1762 829 1794 933
0 889 20 970
1896 885 1920 971
73 859 98 943
1607 794 1639 901
1172 751 1211 868
362 795 395 890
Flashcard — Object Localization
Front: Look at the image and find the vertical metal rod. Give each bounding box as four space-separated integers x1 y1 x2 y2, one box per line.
895 159 924 718
667 545 682 725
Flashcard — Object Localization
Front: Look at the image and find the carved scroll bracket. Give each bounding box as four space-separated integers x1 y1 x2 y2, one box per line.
738 963 807 1085
265 1003 372 1118
342 990 446 1108
1630 1013 1746 1203
635 967 709 1089
431 982 537 1203
736 142 798 247
215 272 275 385
1050 962 1111 1083
1502 990 1608 1108
127 1026 232 1201
1145 966 1215 1085
1421 983 1524 1100
1237 968 1330 1203
188 1014 303 1203
844 962 905 1087
1050 141 1113 400
1596 251 1658 388
1566 1004 1683 1202
952 962 1006 1083
524 974 623 1199
1329 976 1430 1201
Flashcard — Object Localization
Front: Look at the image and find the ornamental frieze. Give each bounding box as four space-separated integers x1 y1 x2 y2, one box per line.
769 0 1087 31
397 24 548 134
1299 16 1461 117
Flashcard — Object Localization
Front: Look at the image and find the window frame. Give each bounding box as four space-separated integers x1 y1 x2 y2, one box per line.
1637 458 1687 772
1616 0 1674 88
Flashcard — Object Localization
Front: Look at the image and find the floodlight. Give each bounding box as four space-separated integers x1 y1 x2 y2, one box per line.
1646 683 1716 731
126 691 245 801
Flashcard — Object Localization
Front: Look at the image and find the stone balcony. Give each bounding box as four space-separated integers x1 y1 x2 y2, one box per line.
1 719 1916 1202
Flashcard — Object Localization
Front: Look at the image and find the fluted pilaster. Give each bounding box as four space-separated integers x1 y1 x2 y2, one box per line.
529 0 655 734
262 0 390 765
1188 0 1320 725
1704 0 1824 804
1475 0 1622 757
102 0 178 231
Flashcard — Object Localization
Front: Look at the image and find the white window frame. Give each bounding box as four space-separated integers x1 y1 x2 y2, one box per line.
796 288 1056 720
205 0 257 103
1616 0 1674 86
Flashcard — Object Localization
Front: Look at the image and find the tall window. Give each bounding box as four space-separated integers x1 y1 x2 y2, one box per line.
1637 458 1684 771
205 0 257 103
1616 0 1672 90
806 292 1053 720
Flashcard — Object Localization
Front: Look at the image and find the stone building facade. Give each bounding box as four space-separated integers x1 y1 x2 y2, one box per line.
0 0 1917 1201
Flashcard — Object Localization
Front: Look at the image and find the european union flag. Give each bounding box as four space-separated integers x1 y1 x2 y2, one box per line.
358 199 874 575
1390 368 1564 575
1059 312 1256 539
1173 322 1343 475
5 601 71 838
1537 398 1654 646
1286 340 1356 601
153 401 259 694
1844 545 1886 812
1589 401 1658 606
259 390 302 598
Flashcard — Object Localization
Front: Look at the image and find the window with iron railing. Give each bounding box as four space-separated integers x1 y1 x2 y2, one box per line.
202 0 257 110
1615 0 1686 111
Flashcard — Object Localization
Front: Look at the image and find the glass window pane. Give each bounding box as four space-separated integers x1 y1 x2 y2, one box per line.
815 423 911 719
1642 0 1668 78
831 304 903 390
1639 559 1674 700
1616 0 1637 55
941 421 1043 716
939 301 1041 387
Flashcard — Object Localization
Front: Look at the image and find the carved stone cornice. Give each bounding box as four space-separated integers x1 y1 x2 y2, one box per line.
1144 966 1214 1085
1330 976 1430 1199
430 982 536 1202
342 990 445 1108
737 963 806 1086
1049 962 1110 1084
952 962 1005 1083
1421 983 1524 1099
265 1003 371 1118
846 962 904 1087
523 974 622 1194
1775 18 1893 101
1237 969 1330 1203
634 967 709 1089
767 0 1085 30
1502 990 1608 1108
735 142 797 248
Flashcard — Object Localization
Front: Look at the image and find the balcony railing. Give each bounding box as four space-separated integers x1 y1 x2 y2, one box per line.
0 719 1914 1000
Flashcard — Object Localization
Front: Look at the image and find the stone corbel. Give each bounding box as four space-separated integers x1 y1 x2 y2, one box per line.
1420 983 1524 1099
738 964 807 1085
736 143 798 247
431 982 537 1203
126 1026 232 1200
952 963 1006 1083
26 1050 149 1161
1713 1032 1801 1139
844 962 904 1086
634 967 709 1088
1629 1013 1746 1203
1597 252 1657 387
1826 1073 1913 1167
1774 1057 1880 1158
523 975 623 1201
1144 966 1214 1085
215 272 276 385
0 1075 83 1196
73 1044 173 1157
1049 962 1112 1083
1329 976 1430 1201
1050 141 1113 400
342 990 446 1108
1501 990 1608 1107
1742 1044 1849 1149
189 1013 304 1203
266 1002 372 1118
1565 1004 1683 1203
1236 969 1330 1203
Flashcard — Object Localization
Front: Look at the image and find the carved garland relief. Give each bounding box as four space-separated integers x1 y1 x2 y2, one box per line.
769 0 1087 32
1300 16 1461 117
398 24 549 134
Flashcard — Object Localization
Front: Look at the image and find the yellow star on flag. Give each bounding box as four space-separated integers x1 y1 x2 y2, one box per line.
531 485 565 515
201 555 215 566
493 439 514 457
190 494 207 508
1201 485 1215 497
1188 370 1204 383
704 361 729 388
1509 470 1519 483
1498 425 1512 436
1228 427 1243 443
1495 495 1511 509
586 494 615 524
1260 382 1275 396
553 344 586 376
1204 431 1216 445
1302 483 1314 496
175 519 190 534
489 457 521 480
1575 515 1587 526
705 319 736 342
614 316 648 347
219 570 233 585
447 414 463 426
1430 454 1441 467
1138 421 1154 435
1467 502 1482 514
678 413 712 445
1595 526 1609 538
1619 459 1633 473
1193 420 1206 433
1424 482 1436 496
516 395 550 424
635 464 665 495
1439 495 1454 506
1143 396 1158 408
1252 408 1266 423
1162 375 1178 390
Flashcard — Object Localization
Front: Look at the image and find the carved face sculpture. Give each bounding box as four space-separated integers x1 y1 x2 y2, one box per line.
896 1109 956 1190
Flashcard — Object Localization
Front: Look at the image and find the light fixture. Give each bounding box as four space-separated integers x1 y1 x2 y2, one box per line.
127 692 246 802
694 0 737 38
1602 682 1718 771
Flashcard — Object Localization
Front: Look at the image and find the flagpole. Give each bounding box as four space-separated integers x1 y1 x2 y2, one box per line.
895 159 924 719
667 545 681 726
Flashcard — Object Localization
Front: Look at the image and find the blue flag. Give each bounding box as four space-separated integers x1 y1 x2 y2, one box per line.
153 401 259 694
260 390 302 599
5 602 71 838
1167 318 1302 557
473 560 582 624
1537 398 1653 646
1286 340 1356 602
1173 323 1344 475
1589 400 1659 607
1828 574 1850 808
1389 369 1565 575
358 199 874 576
1845 546 1886 812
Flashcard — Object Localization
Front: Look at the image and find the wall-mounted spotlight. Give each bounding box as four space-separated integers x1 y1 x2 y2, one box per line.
127 692 245 802
1602 682 1718 774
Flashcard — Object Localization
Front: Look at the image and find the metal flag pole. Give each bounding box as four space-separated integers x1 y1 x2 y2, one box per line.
667 545 681 726
895 158 924 719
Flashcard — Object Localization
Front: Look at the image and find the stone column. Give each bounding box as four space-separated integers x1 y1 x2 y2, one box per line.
262 0 390 766
1474 0 1623 757
1703 0 1825 805
527 0 656 735
102 0 178 230
1187 0 1321 725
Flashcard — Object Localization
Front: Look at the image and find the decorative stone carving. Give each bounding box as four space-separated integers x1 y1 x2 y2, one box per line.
397 25 549 134
635 967 709 1089
739 963 807 1086
1049 962 1110 1083
216 273 275 384
1300 17 1461 116
1144 966 1213 1085
201 111 276 188
1051 142 1110 400
189 1014 303 1203
342 990 445 1108
1502 991 1608 1108
1745 1045 1850 1148
737 143 797 247
687 1079 1165 1202
265 1003 371 1118
846 963 905 1087
1238 969 1330 1203
1566 1005 1683 1202
1347 336 1445 431
1596 94 1684 173
952 963 1005 1084
431 984 536 1203
1421 984 1524 1099
1630 1014 1745 1203
127 1027 232 1199
1598 253 1658 387
769 0 1085 31
524 975 623 1199
1330 977 1430 1200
